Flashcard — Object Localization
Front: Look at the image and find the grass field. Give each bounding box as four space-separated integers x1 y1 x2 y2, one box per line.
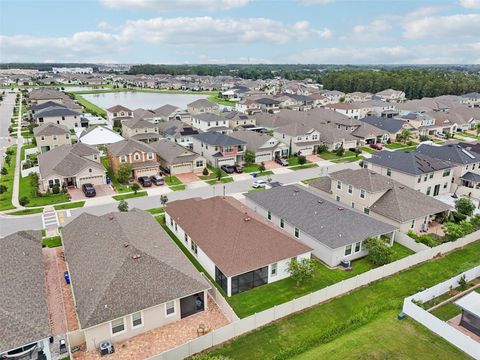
318 150 356 161
0 146 17 211
54 201 85 210
169 184 186 191
384 142 409 149
205 240 480 359
358 146 377 154
397 145 418 152
72 94 107 117
331 155 365 163
42 236 62 248
430 302 462 321
19 175 69 207
146 207 164 214
6 208 44 215
112 191 147 201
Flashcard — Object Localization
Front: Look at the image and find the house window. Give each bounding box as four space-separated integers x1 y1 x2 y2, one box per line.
111 318 125 335
196 160 204 167
184 233 188 243
271 263 277 276
294 227 299 238
443 169 451 177
443 182 448 189
351 202 355 208
53 136 57 140
426 186 431 196
410 219 415 229
336 180 342 189
360 189 365 199
364 207 370 215
134 153 141 161
93 155 98 160
41 136 45 141
348 185 353 194
417 177 421 183
386 168 392 177
191 240 198 255
170 217 173 226
429 173 433 179
120 155 127 163
131 312 143 328
424 175 428 182
280 218 285 228
267 210 271 220
174 223 177 231
166 301 176 316
345 244 352 256
147 152 153 160
355 242 361 253
336 195 340 202
224 146 233 152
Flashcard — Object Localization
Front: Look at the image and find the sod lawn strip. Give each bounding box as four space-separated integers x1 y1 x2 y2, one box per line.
112 191 147 201
54 201 86 210
6 208 44 216
42 236 62 248
0 146 17 211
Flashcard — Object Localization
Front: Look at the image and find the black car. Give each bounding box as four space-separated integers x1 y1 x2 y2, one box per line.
160 166 171 175
348 147 362 154
234 164 243 173
221 165 235 174
81 183 96 197
275 157 289 166
150 175 164 186
138 176 152 187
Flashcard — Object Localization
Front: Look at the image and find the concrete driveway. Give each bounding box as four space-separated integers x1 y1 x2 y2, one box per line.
264 160 283 170
175 172 200 183
68 184 116 201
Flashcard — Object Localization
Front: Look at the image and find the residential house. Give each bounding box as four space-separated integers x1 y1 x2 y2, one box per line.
0 231 51 360
364 151 454 197
149 139 206 175
191 132 246 167
245 185 397 267
345 92 372 102
359 115 410 142
61 210 210 351
417 144 480 189
375 89 406 103
33 122 70 153
230 129 289 162
461 92 480 108
350 122 390 145
191 113 230 133
154 104 180 121
76 126 124 147
324 102 372 120
316 123 359 150
107 138 159 179
34 104 86 130
157 119 199 149
38 143 106 192
165 197 312 296
255 97 281 113
106 105 133 122
309 169 451 233
187 99 219 114
122 117 159 143
224 111 256 129
273 122 322 155
28 88 82 111
322 90 345 103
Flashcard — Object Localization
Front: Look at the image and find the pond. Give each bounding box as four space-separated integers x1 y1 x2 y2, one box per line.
81 91 211 111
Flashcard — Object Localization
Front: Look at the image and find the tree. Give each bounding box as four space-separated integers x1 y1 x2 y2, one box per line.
215 167 222 181
317 144 329 154
0 185 7 194
258 162 266 173
455 198 475 217
399 129 412 144
419 135 430 142
335 147 345 157
4 155 10 166
131 183 140 194
117 163 132 184
1 167 7 175
19 196 29 206
160 195 168 206
287 258 315 286
298 155 307 165
202 167 209 176
363 236 393 266
52 184 60 194
117 200 129 212
244 150 255 165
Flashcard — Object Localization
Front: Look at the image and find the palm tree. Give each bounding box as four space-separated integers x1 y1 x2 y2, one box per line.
400 129 412 144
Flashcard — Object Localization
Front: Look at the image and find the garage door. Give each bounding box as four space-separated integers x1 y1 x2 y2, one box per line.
135 168 158 178
171 163 193 175
78 175 105 186
255 152 272 163
298 146 314 154
217 158 235 166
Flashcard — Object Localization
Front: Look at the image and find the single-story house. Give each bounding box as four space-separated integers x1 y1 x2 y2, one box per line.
149 139 206 175
76 126 125 147
229 129 289 162
165 197 312 296
245 184 398 267
187 99 219 114
62 210 210 351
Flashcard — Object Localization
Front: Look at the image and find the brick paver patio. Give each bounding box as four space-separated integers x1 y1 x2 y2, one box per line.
72 297 229 360
175 172 200 184
263 160 282 170
57 249 79 331
43 248 67 336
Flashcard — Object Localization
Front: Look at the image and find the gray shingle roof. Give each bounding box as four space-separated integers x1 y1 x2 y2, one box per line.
157 119 198 137
154 104 179 117
461 171 480 182
149 139 200 164
62 210 210 329
187 99 217 108
0 231 50 353
34 105 80 118
360 116 406 134
229 130 279 152
33 122 69 137
417 144 480 165
193 132 246 146
107 138 154 156
192 112 225 123
123 117 157 130
245 184 396 249
366 150 452 175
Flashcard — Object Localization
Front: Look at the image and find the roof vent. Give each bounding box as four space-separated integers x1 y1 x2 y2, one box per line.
294 189 299 193
318 200 323 204
109 215 114 220
338 207 344 211
132 254 142 260
244 217 251 222
123 242 129 248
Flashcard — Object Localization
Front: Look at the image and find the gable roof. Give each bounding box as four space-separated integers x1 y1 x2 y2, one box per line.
192 112 225 123
107 105 132 113
154 104 179 117
245 185 396 249
0 231 50 353
360 116 406 133
193 132 246 146
366 150 452 175
187 99 217 108
123 117 157 130
33 122 69 137
107 138 154 156
62 210 210 329
166 197 311 277
229 130 279 152
157 119 199 137
149 139 200 164
78 126 124 146
34 105 80 118
417 144 480 165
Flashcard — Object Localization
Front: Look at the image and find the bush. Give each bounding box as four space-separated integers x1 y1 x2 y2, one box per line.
454 197 475 217
363 236 393 266
52 184 60 194
244 150 255 165
1 167 7 175
131 183 140 194
0 185 7 194
117 163 133 184
317 144 329 154
202 167 209 176
407 230 441 247
298 155 307 165
118 200 129 212
335 147 345 157
19 196 29 206
419 135 430 142
258 162 266 173
458 274 468 291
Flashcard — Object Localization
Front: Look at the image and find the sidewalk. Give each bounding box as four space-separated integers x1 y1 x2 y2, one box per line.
11 92 23 209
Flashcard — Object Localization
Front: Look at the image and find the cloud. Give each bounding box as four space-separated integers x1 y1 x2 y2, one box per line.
460 0 480 9
299 0 335 5
99 0 250 11
403 14 480 38
289 42 480 64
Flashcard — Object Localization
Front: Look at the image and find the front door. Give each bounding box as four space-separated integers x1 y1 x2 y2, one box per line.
433 184 440 196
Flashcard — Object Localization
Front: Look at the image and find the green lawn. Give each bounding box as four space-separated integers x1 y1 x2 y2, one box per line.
72 94 107 117
242 164 261 173
54 201 85 210
0 146 17 211
385 142 409 149
208 94 236 106
112 191 147 201
331 155 365 164
288 156 314 166
457 132 480 140
20 143 36 160
206 240 480 359
289 163 319 170
101 157 130 193
301 177 324 184
293 310 467 360
164 175 183 186
430 302 462 321
6 208 44 215
170 184 186 191
358 146 377 154
42 236 62 248
19 175 69 207
248 188 266 193
318 150 356 161
206 177 234 185
253 170 274 177
396 146 418 152
229 242 413 318
146 207 164 214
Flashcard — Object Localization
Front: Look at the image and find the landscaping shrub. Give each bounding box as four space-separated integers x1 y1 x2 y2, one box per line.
0 185 7 194
117 163 132 184
202 167 209 176
455 197 475 217
317 144 329 154
407 230 441 247
19 196 29 206
419 135 430 142
244 150 255 165
52 185 60 194
117 200 129 212
1 167 7 175
298 155 307 165
258 162 266 173
335 147 345 157
458 274 468 290
363 236 392 265
131 183 140 194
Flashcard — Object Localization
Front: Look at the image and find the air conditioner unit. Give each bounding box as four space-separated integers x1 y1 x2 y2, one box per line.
99 340 115 356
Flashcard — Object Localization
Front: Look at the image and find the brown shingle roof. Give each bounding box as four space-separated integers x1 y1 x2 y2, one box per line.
166 197 312 277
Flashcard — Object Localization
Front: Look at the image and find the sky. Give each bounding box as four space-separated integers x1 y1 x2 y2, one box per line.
0 0 479 64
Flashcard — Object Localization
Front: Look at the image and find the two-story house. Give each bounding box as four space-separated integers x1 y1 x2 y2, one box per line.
191 132 246 167
230 129 289 163
273 122 321 155
122 117 159 143
106 105 133 123
107 138 159 179
191 113 230 133
324 102 372 120
157 119 199 150
187 99 219 114
34 104 86 130
365 151 454 197
375 89 406 103
149 139 206 175
309 168 451 233
224 111 256 129
33 123 70 153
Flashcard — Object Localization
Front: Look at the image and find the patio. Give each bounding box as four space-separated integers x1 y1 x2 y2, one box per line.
68 184 116 201
72 297 229 360
448 314 480 343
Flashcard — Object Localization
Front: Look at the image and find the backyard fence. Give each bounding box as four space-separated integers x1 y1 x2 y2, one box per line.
402 266 480 360
146 230 480 359
396 231 430 252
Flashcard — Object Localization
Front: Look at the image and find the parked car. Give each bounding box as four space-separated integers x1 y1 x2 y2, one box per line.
221 165 235 174
349 147 362 154
435 132 447 139
150 175 164 186
160 166 170 175
234 164 243 173
370 143 383 150
81 183 96 198
275 157 289 166
138 176 152 187
252 179 269 189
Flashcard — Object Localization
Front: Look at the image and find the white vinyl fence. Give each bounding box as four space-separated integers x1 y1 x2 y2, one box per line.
402 266 480 360
147 230 480 360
